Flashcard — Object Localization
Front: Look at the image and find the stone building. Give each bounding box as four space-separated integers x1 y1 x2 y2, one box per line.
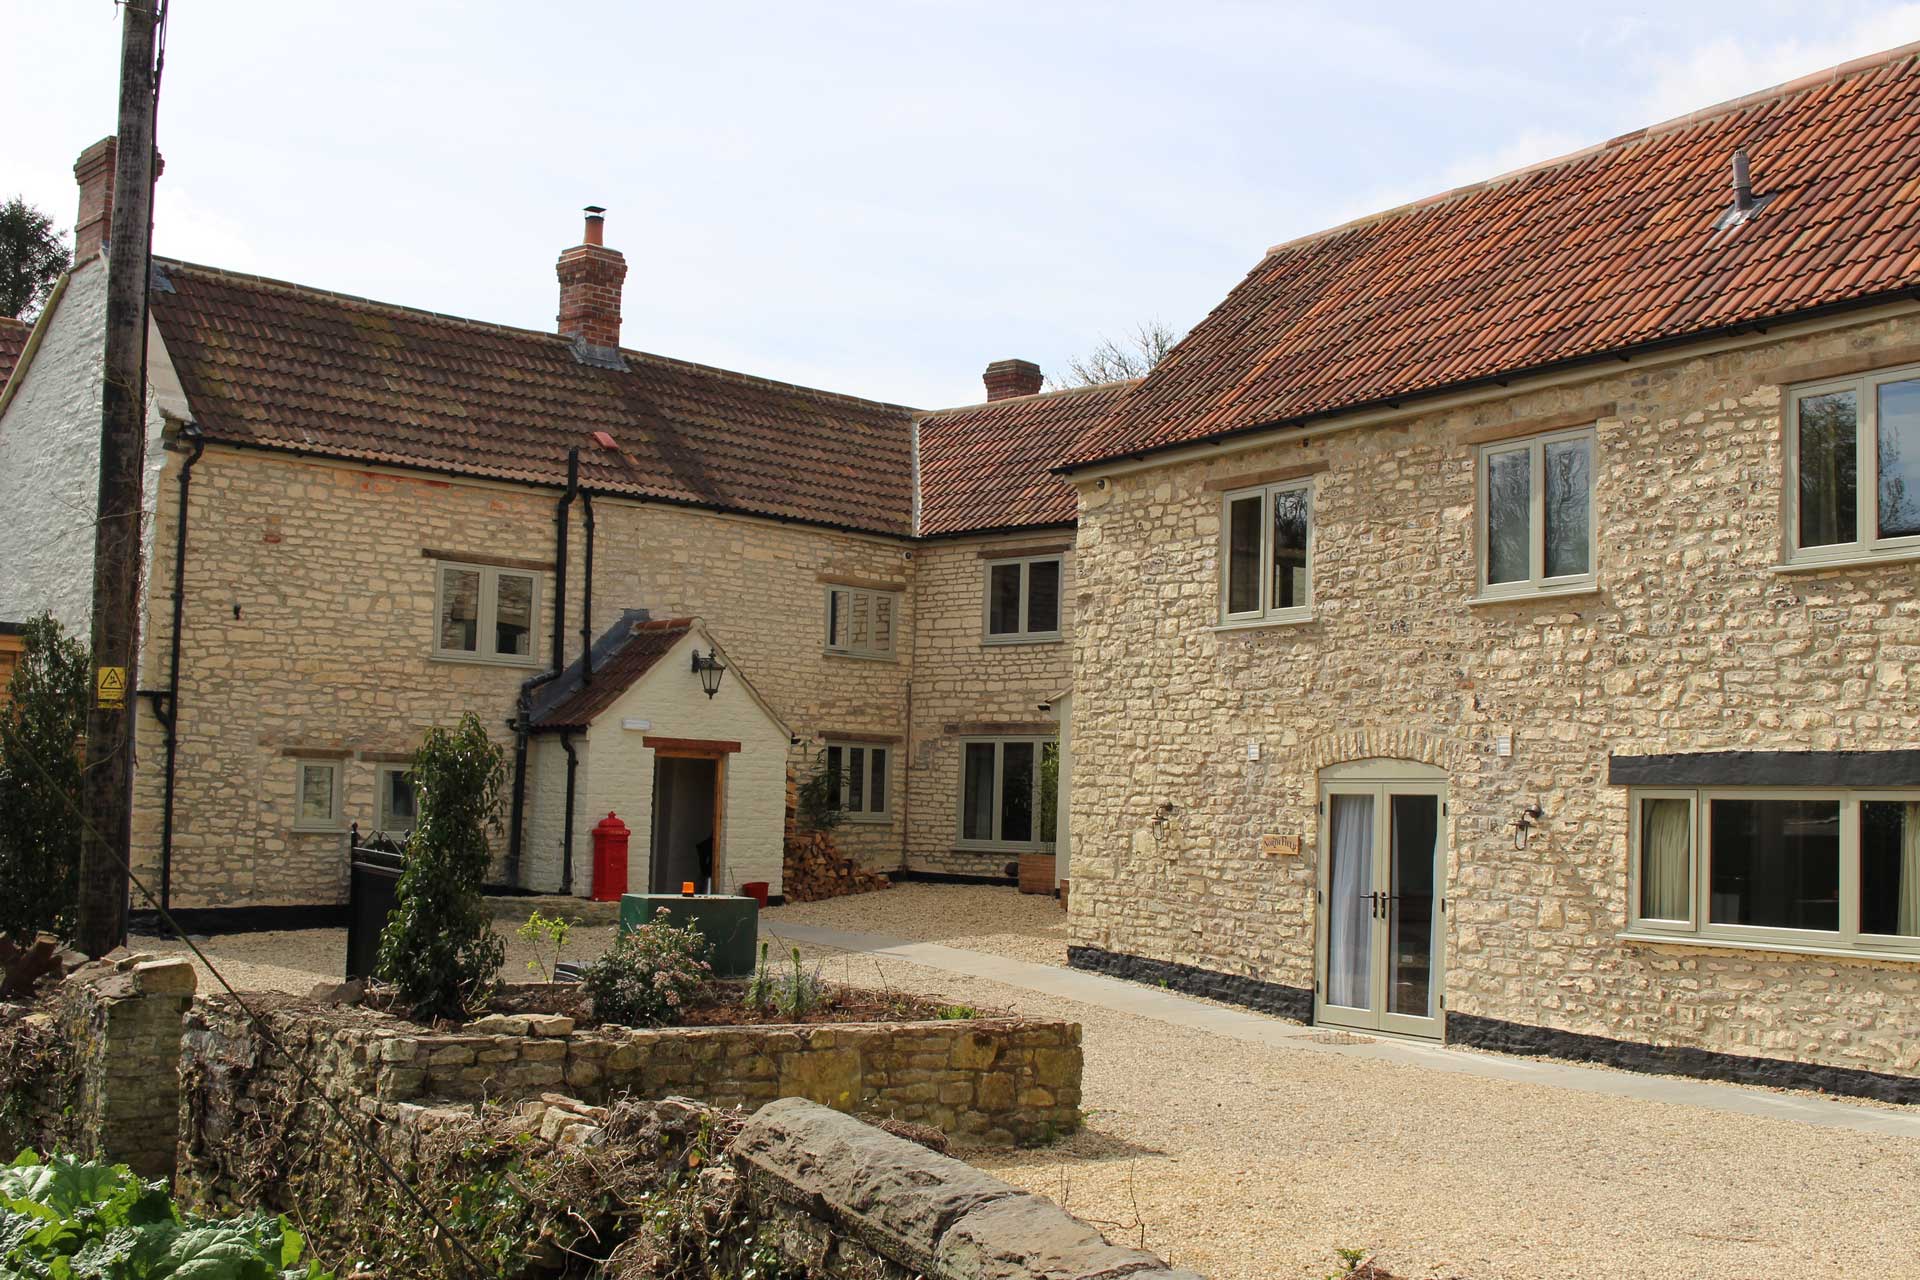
0 146 1093 914
1056 47 1920 1095
5 44 1920 1095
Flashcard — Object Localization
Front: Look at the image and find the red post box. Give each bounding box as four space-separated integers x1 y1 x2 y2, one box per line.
591 812 630 902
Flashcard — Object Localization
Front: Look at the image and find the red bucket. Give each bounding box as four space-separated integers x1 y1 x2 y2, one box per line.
740 881 769 908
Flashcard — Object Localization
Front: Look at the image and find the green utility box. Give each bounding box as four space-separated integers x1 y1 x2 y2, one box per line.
620 893 760 977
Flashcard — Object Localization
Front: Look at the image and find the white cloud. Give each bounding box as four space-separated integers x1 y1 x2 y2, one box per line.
1636 5 1920 122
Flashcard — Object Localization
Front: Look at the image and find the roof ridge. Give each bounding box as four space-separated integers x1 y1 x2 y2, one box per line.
0 316 28 330
1263 39 1920 258
151 256 922 417
920 377 1140 418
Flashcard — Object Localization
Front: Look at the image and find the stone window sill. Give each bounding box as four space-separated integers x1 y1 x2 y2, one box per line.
1468 581 1601 607
1211 611 1314 634
1771 545 1920 575
981 634 1065 646
429 652 542 670
822 650 897 663
1617 931 1920 964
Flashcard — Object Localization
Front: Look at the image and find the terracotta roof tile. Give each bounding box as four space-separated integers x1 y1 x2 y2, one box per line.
531 614 694 731
916 381 1135 536
148 261 919 535
0 317 28 390
1066 46 1920 468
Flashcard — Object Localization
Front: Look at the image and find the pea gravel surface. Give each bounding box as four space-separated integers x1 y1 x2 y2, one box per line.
148 885 1920 1280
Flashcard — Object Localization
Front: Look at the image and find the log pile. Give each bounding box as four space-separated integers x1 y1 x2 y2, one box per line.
782 826 892 903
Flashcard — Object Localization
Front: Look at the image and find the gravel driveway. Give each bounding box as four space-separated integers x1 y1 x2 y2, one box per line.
147 885 1920 1280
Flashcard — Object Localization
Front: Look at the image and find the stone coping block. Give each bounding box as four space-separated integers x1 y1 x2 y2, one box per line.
736 1099 1199 1280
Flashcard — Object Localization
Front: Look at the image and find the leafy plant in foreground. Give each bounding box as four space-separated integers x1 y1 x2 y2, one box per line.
0 614 89 943
744 943 827 1020
375 714 507 1021
582 908 712 1026
0 1149 330 1278
516 909 575 983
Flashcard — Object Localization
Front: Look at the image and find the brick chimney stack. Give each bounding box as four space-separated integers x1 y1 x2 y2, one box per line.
984 359 1044 401
73 136 163 262
556 206 627 350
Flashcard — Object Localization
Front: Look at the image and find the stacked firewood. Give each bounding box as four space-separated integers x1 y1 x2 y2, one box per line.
782 826 892 903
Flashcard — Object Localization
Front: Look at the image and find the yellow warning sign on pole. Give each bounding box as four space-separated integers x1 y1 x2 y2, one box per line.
96 666 127 710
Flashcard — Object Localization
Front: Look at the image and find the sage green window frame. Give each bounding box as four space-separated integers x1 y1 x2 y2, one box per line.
292 759 343 833
376 764 418 836
1623 785 1920 958
1626 789 1697 935
823 586 898 660
1784 362 1920 567
1218 477 1313 625
431 561 542 666
955 735 1054 852
824 741 890 823
981 555 1064 644
1472 425 1597 600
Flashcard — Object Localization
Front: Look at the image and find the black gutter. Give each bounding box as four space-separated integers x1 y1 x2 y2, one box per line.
559 731 579 896
579 491 595 684
139 422 205 916
506 447 582 886
1053 285 1920 477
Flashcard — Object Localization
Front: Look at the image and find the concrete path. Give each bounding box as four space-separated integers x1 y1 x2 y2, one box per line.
765 919 1920 1140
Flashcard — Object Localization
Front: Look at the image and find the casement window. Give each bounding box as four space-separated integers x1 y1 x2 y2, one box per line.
293 760 342 832
1627 787 1920 956
434 562 539 665
983 556 1063 642
824 587 897 659
824 742 889 821
957 737 1057 850
1475 426 1596 598
1786 364 1920 565
377 765 418 836
1219 479 1312 624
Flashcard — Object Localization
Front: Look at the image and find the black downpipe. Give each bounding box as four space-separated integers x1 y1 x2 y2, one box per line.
157 423 205 914
507 449 582 886
579 492 595 684
560 731 579 896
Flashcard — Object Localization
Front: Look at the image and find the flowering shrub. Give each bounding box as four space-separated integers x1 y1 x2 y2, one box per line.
582 909 712 1026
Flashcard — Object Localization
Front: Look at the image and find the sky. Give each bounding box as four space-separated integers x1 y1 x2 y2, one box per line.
7 1 1920 409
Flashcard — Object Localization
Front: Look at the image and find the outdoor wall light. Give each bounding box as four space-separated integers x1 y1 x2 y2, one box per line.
1512 803 1545 851
691 647 727 699
1150 801 1179 844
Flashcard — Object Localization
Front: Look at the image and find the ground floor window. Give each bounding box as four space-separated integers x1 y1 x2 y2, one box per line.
958 737 1057 850
293 760 342 831
824 742 889 821
377 765 418 836
1629 787 1920 953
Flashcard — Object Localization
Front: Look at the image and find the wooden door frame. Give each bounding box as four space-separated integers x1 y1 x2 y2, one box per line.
648 743 730 894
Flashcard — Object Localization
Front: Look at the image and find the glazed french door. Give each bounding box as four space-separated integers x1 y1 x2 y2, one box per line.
1316 779 1446 1038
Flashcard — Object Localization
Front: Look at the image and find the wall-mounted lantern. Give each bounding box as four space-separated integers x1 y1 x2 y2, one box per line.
691 647 726 699
1512 802 1545 850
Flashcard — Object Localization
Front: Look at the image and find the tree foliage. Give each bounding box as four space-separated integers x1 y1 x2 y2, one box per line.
0 614 89 942
375 713 506 1020
0 198 71 322
793 750 844 833
1049 320 1182 389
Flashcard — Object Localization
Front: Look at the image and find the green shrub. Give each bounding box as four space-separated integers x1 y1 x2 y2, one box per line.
515 909 574 983
0 1149 330 1277
743 942 826 1020
583 909 712 1026
375 714 507 1021
0 614 89 942
793 750 844 833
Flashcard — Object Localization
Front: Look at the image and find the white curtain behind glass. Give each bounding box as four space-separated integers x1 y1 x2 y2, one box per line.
1328 795 1373 1008
1641 798 1691 921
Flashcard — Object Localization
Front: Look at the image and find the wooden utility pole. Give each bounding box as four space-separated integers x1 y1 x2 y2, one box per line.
77 0 165 957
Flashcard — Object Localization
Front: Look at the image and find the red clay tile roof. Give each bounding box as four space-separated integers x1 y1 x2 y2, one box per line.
531 615 694 731
916 381 1135 535
148 260 918 535
1065 45 1920 469
0 317 29 391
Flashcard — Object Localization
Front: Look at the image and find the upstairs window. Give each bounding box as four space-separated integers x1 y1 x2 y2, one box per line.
435 562 539 665
983 556 1062 642
1475 427 1595 598
1220 479 1312 624
1628 786 1920 956
1788 365 1920 564
824 742 889 821
825 586 897 659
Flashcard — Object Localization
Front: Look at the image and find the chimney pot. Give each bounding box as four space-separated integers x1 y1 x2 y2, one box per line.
983 358 1043 401
557 207 627 350
1732 147 1754 212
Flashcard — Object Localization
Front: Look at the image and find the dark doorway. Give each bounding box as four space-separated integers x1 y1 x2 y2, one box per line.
651 756 719 893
